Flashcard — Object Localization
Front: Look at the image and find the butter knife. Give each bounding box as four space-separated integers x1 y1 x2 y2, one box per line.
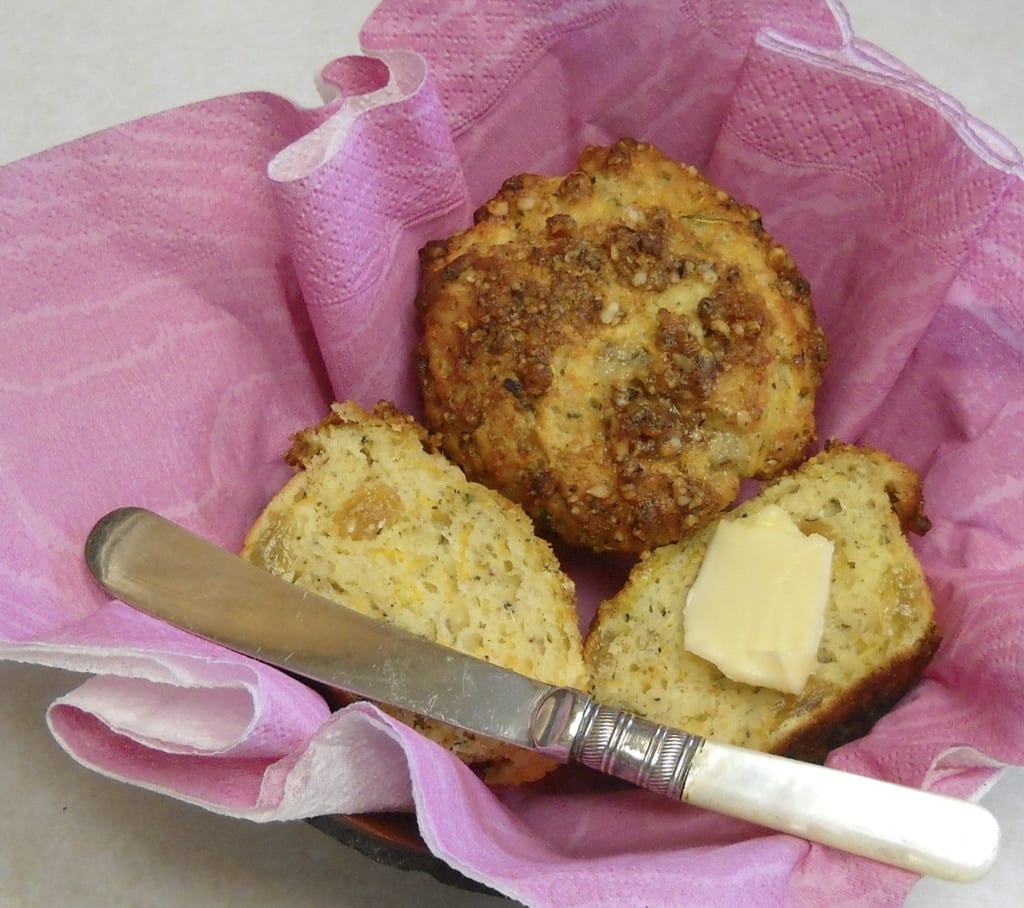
84 506 999 882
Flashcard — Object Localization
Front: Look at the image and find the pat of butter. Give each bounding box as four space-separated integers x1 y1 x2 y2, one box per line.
683 505 834 694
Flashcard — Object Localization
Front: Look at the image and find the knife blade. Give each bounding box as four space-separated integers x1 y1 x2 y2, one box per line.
85 506 999 883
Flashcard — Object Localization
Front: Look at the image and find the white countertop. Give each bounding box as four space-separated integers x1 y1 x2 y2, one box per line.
1 2 1021 905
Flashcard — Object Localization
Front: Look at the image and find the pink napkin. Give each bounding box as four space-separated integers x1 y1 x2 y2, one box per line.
2 0 1023 904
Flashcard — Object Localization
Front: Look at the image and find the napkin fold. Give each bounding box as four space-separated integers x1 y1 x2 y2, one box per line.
2 0 1024 905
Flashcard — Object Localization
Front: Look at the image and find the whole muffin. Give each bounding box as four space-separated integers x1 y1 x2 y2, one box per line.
416 138 828 553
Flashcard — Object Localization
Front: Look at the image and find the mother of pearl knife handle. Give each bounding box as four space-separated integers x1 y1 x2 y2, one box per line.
532 690 999 883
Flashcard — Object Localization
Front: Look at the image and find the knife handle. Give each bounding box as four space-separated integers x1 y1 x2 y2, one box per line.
565 699 999 882
682 739 999 883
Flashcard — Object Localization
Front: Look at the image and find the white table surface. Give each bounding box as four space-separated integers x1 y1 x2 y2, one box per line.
1 1 1021 905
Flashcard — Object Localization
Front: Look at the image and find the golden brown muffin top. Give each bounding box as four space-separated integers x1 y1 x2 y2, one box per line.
417 138 828 553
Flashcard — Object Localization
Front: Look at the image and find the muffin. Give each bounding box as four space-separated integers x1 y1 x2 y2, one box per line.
241 400 588 784
583 441 939 762
417 138 828 553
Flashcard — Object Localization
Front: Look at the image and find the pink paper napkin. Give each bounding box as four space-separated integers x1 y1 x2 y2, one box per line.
3 0 1023 904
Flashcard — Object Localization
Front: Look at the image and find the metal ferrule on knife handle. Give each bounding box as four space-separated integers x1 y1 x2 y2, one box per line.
571 699 704 798
528 687 704 798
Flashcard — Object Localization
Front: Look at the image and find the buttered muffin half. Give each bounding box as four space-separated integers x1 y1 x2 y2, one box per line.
584 442 940 762
417 138 828 554
241 401 588 785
